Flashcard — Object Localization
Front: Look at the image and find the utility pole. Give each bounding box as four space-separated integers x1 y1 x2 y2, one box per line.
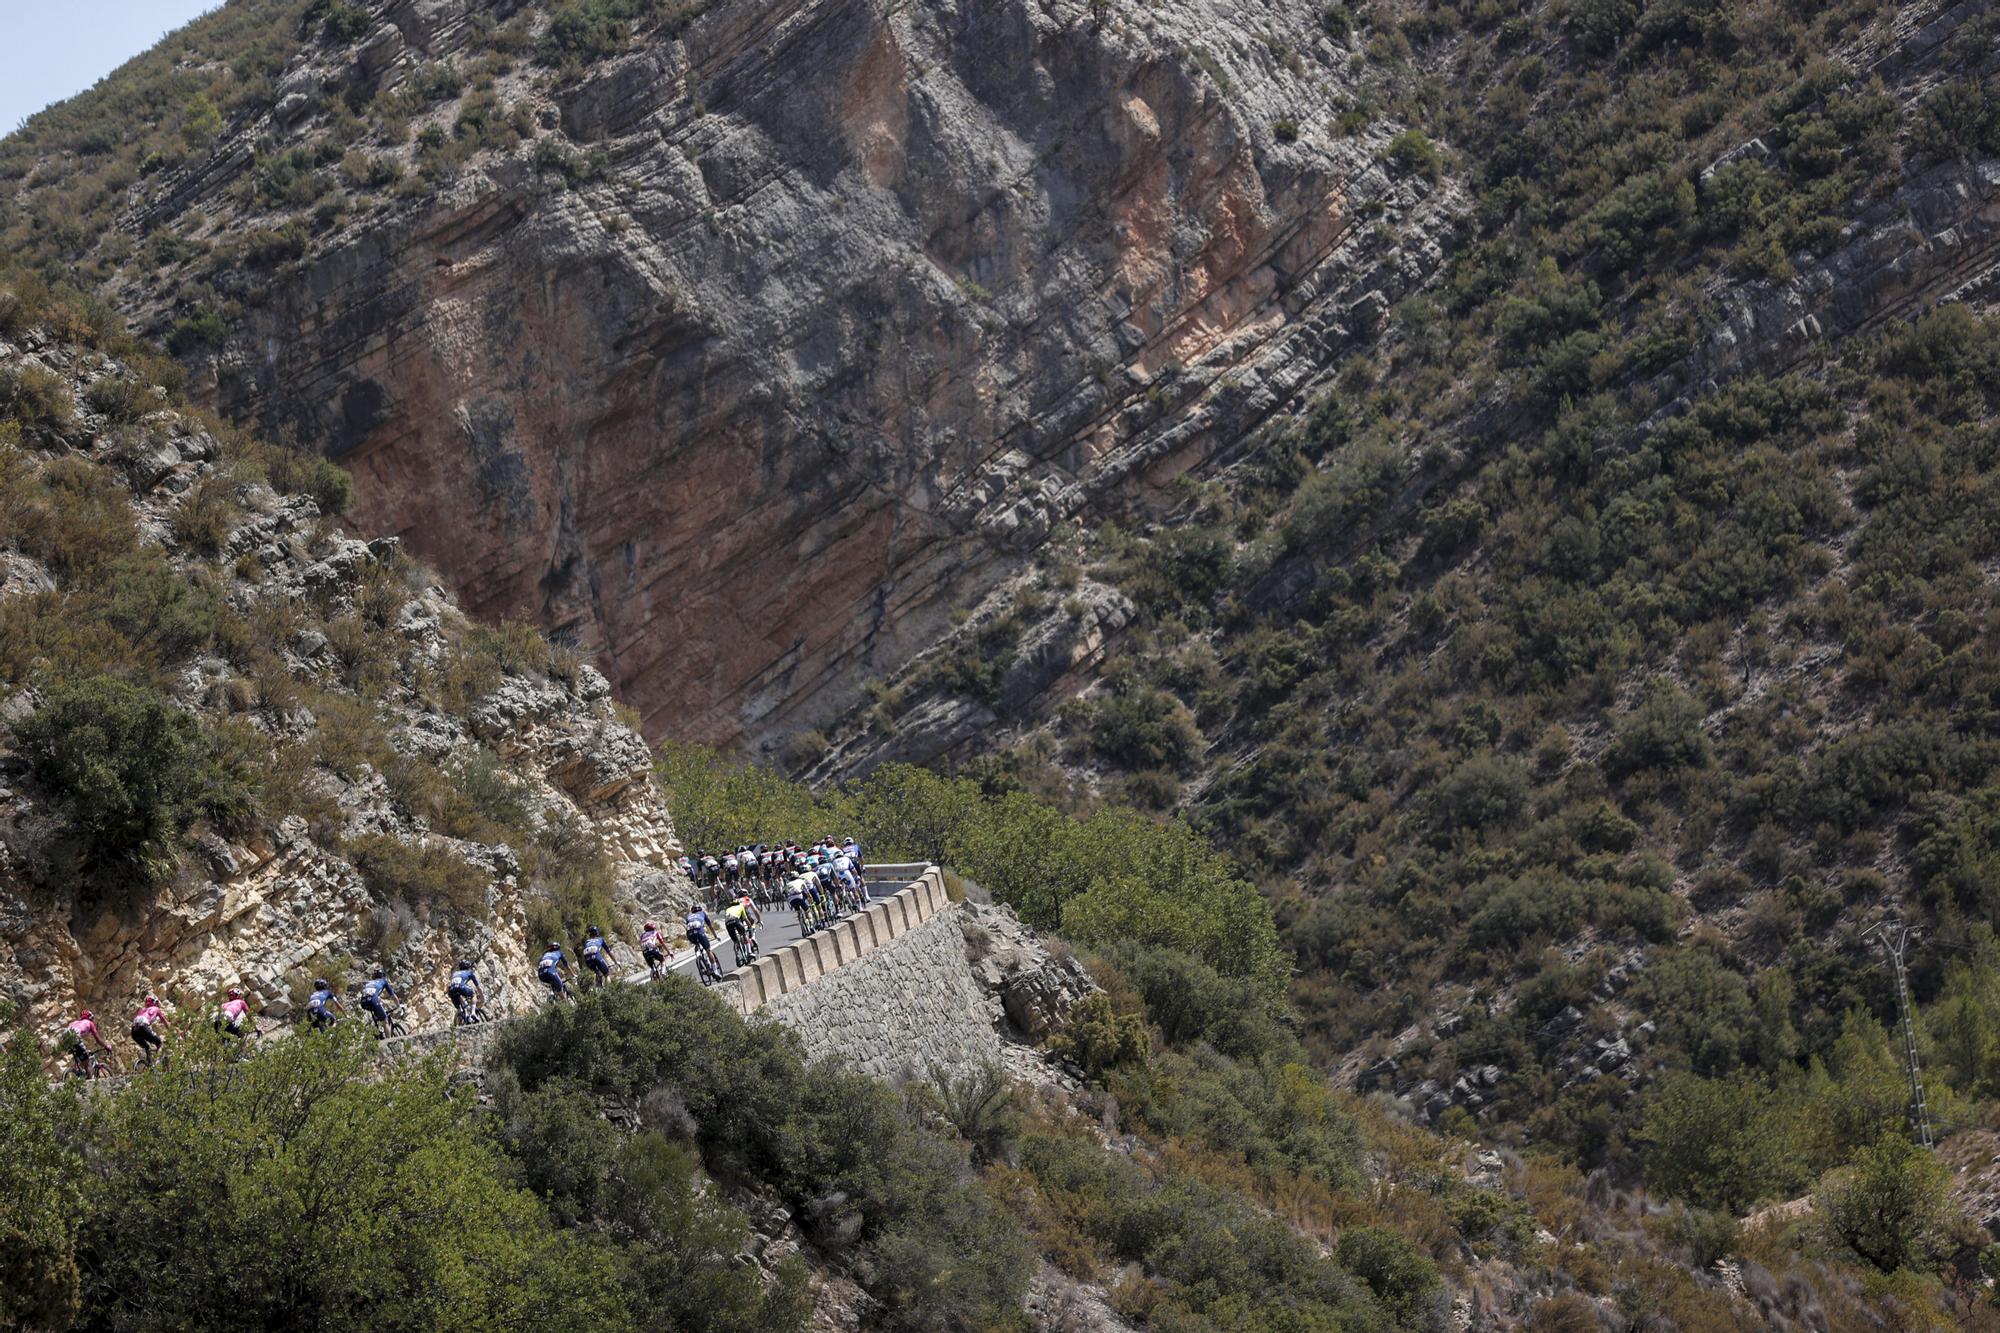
1863 921 1933 1150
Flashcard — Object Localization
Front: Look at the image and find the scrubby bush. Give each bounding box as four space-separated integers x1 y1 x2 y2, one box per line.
1603 681 1708 780
16 676 209 870
344 832 490 916
1431 753 1531 834
1385 129 1443 180
1815 1136 1961 1273
1335 1225 1443 1328
491 982 1031 1329
1075 685 1203 772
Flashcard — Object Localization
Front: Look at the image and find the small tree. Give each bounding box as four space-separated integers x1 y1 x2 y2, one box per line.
1815 1136 1960 1273
16 676 208 871
179 93 222 148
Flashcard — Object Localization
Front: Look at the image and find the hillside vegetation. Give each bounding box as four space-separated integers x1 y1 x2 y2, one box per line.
818 0 2000 1232
10 0 2000 1325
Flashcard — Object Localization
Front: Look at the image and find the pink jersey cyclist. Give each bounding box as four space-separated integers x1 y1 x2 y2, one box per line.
215 989 250 1038
131 997 166 1063
63 1011 109 1075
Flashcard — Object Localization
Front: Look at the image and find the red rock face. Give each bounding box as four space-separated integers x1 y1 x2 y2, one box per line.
159 0 1456 767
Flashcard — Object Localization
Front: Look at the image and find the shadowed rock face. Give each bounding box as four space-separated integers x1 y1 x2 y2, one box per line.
154 0 1454 765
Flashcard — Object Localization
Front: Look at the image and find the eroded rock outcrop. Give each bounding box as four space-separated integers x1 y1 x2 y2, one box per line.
100 0 1462 770
0 327 690 1038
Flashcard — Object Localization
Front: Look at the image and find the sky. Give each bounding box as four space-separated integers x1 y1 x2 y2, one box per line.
0 0 225 135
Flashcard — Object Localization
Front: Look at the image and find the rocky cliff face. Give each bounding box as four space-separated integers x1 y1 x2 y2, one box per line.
67 0 1458 768
0 319 688 1037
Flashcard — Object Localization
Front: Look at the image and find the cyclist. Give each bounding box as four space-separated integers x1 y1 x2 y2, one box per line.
214 987 250 1041
581 925 617 986
131 996 167 1068
639 920 673 980
358 967 399 1037
832 848 862 907
63 1010 112 1078
306 978 343 1031
684 902 719 975
698 852 720 888
677 854 697 883
538 941 573 1002
723 896 756 966
447 960 482 1024
786 872 813 930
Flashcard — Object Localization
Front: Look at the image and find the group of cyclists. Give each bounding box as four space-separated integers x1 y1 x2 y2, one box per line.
57 986 253 1079
49 836 874 1079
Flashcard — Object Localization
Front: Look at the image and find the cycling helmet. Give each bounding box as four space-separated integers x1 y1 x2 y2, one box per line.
145 994 158 1005
548 941 561 950
644 921 656 931
456 960 470 970
587 925 601 938
227 987 241 998
372 966 386 979
314 978 329 989
79 1010 92 1020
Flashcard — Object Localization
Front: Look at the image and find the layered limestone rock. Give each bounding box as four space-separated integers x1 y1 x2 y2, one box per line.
0 329 689 1038
103 0 1463 770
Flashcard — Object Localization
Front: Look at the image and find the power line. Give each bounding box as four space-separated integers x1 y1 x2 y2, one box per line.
1862 921 1933 1150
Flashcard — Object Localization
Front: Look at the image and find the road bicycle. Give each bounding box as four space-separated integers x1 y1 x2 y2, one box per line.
693 944 724 987
366 1002 408 1039
67 1048 116 1081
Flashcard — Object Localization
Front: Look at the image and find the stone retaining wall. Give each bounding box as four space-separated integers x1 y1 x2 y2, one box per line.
758 899 1003 1083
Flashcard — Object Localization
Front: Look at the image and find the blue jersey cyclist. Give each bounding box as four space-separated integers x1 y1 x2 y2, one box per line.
306 978 343 1031
358 968 398 1032
582 925 617 982
538 942 571 998
447 960 481 1021
684 904 715 960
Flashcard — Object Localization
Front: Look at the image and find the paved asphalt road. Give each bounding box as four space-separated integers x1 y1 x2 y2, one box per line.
623 874 910 984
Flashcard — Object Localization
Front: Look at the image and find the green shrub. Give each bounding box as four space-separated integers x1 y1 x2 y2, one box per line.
1335 1225 1443 1328
1076 686 1204 772
1814 1136 1961 1273
1049 993 1150 1076
103 552 229 661
165 308 228 355
1602 681 1709 780
0 1042 84 1332
1431 753 1531 834
12 455 138 579
541 0 628 65
1385 129 1443 180
1565 0 1637 51
318 0 372 41
1640 1073 1792 1212
83 374 149 422
78 1025 623 1329
1912 79 2000 163
491 983 1031 1328
16 676 209 870
0 364 75 435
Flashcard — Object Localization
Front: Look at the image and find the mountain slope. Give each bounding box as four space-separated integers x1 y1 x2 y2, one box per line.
0 0 1456 766
0 280 683 1035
